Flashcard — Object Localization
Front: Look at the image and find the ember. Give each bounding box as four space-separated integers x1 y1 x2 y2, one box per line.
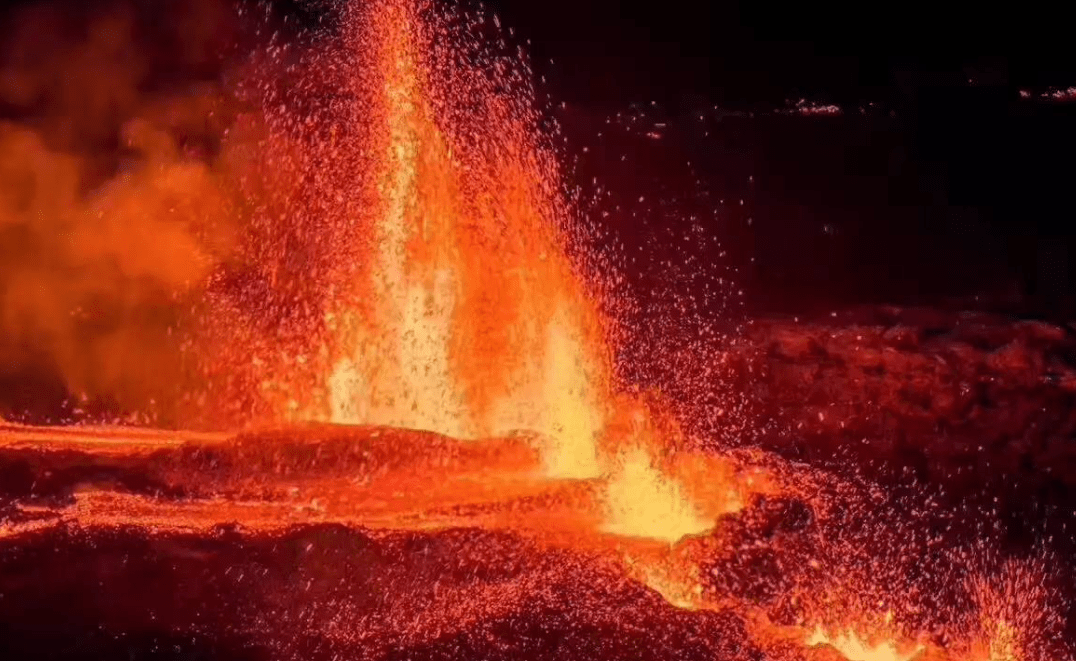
0 1 1072 660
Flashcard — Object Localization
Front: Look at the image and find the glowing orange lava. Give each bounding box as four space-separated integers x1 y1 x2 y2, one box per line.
0 1 1070 660
319 0 608 483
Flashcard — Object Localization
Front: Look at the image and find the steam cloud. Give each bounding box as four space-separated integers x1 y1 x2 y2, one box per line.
0 0 265 425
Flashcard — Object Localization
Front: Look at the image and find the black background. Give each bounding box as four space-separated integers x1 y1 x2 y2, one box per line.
488 0 1076 319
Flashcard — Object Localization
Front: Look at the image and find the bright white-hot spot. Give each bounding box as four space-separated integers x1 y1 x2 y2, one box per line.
602 445 711 543
807 627 925 661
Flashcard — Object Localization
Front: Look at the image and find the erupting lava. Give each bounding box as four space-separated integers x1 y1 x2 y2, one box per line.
323 0 607 482
0 1 1072 660
239 0 704 540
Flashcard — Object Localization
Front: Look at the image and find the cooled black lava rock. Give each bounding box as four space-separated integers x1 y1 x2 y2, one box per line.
0 525 768 661
718 307 1076 557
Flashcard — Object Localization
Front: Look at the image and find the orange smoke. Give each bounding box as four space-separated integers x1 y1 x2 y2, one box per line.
0 0 350 428
0 0 243 423
0 3 1070 661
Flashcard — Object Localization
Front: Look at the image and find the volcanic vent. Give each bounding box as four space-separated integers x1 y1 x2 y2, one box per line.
0 1 1072 660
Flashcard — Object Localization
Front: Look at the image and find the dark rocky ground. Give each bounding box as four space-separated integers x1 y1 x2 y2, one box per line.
0 524 774 661
717 307 1076 555
3 307 1076 660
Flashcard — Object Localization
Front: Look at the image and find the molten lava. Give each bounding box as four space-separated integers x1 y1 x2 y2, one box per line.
0 1 1071 661
318 0 609 483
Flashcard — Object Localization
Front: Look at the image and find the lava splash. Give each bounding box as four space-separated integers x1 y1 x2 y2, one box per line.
0 1 1072 660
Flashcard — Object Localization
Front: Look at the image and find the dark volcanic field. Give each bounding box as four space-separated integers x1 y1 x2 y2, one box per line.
3 306 1076 660
724 307 1076 546
0 524 777 661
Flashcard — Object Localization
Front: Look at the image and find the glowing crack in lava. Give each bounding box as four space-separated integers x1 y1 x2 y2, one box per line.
0 1 1073 661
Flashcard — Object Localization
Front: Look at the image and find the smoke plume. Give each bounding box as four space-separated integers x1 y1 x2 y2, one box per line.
0 0 267 425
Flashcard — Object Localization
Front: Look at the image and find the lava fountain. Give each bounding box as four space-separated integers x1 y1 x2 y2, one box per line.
312 0 610 481
305 0 714 539
0 1 1071 660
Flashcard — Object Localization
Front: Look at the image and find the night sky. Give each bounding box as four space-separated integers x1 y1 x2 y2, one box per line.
486 0 1076 318
2 0 1075 320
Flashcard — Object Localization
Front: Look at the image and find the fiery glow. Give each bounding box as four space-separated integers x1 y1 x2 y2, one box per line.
602 445 711 542
980 620 1021 661
0 1 1070 661
964 557 1064 661
807 627 925 661
318 0 608 483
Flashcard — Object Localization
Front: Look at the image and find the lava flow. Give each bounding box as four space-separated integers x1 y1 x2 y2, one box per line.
0 1 1072 660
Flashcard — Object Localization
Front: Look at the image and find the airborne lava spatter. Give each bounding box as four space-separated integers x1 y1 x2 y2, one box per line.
0 1 1072 660
248 0 613 481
